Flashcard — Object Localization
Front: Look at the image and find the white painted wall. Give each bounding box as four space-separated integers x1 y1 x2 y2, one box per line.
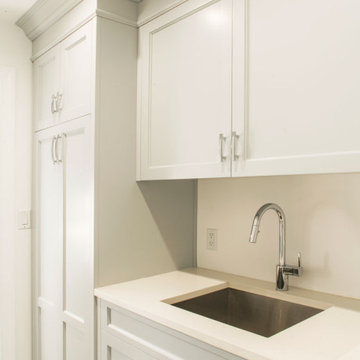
198 174 360 299
95 18 196 286
0 20 32 360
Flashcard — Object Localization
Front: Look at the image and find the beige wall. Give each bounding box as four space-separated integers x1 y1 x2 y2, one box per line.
197 174 360 299
0 20 32 360
95 18 196 286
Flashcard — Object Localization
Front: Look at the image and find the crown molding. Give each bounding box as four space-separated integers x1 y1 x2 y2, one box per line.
16 0 84 40
96 9 138 28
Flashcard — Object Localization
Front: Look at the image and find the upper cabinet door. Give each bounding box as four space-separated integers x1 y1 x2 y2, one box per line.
138 0 233 180
233 0 360 177
34 20 94 132
59 21 94 123
34 46 61 131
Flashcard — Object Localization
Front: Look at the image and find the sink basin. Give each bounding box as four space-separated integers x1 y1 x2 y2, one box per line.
172 288 323 337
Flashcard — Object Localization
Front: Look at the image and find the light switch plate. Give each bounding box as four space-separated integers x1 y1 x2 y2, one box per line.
18 210 31 230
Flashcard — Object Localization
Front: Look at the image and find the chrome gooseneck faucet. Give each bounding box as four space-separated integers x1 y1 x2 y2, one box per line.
249 203 303 291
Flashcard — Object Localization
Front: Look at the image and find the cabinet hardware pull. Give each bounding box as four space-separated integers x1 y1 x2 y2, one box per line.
55 134 65 163
232 131 242 161
51 94 57 114
51 136 57 164
219 134 228 162
56 92 63 112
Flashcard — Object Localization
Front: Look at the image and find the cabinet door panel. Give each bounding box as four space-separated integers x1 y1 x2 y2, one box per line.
34 117 93 360
64 324 89 360
235 0 360 176
35 128 63 360
39 309 63 360
138 0 233 180
34 46 61 131
62 117 92 324
60 21 93 123
61 116 93 360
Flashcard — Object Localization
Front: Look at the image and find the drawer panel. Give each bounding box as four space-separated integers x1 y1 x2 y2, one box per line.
101 331 159 360
99 300 245 360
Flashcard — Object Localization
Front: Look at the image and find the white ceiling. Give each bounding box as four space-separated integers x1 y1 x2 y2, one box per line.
0 0 37 22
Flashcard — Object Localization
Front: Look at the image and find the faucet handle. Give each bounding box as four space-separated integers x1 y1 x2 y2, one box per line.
297 252 302 268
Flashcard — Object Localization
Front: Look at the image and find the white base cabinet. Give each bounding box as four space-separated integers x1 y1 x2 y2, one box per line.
98 300 244 360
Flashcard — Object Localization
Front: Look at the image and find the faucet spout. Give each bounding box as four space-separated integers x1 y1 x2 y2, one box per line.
248 203 286 266
248 203 302 291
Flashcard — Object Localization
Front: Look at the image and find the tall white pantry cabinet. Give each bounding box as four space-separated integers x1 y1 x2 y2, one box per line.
24 0 197 356
19 0 197 358
32 17 98 360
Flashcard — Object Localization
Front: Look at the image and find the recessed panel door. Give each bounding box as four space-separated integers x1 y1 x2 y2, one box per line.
138 0 233 180
35 128 63 360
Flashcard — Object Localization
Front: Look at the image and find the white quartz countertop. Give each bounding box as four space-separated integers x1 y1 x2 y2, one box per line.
94 268 360 360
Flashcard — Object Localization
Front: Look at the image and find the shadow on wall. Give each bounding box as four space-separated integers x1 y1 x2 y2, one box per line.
97 177 197 287
137 179 197 269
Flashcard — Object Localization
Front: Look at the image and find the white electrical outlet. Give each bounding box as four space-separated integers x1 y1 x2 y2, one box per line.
206 228 217 250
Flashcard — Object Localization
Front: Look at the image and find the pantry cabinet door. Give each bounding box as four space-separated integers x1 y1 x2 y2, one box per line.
233 0 360 177
34 117 94 360
34 128 63 360
60 116 94 360
138 0 233 180
59 20 94 123
33 46 61 131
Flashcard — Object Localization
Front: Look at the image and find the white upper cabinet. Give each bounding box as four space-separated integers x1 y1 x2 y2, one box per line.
138 0 234 180
34 21 94 131
235 0 360 177
34 46 61 130
138 0 360 180
60 21 93 124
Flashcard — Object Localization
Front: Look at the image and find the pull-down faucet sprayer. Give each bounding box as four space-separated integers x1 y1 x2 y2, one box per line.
249 203 303 291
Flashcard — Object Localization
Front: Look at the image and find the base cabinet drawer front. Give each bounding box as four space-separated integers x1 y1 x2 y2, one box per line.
99 300 245 360
101 331 161 360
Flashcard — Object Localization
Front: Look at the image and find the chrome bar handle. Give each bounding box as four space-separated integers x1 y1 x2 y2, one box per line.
55 134 66 163
56 92 63 112
219 134 228 162
51 94 57 114
232 131 242 161
51 136 57 164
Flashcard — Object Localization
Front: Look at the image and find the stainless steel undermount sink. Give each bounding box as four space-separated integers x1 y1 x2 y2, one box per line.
172 288 323 337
